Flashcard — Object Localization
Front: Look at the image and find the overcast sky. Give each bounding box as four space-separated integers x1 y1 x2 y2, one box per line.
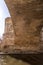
0 0 10 38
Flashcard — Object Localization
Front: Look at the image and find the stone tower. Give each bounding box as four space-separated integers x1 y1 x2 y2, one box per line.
2 17 14 46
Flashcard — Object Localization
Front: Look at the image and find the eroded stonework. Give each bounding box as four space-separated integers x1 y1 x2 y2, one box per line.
1 17 15 52
5 0 43 52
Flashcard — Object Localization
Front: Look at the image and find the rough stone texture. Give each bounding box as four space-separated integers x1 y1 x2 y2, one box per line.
0 39 2 50
5 0 43 52
1 17 14 51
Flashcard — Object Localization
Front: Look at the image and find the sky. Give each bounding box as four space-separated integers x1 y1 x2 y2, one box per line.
0 0 10 38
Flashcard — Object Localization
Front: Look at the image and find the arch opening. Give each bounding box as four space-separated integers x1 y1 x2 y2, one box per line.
0 0 11 39
0 0 15 52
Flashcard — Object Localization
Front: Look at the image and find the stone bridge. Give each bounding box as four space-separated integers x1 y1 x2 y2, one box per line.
4 0 43 53
1 0 42 65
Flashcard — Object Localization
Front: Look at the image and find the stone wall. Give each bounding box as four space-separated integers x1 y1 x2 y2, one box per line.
1 17 14 48
5 0 43 52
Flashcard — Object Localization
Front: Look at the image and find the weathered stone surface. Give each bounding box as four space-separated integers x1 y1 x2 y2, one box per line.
1 17 14 51
5 0 43 52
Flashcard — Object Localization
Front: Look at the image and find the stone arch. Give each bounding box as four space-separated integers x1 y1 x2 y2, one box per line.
5 0 43 52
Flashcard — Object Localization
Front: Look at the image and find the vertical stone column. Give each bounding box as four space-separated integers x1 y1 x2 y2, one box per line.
40 27 43 52
2 17 14 46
